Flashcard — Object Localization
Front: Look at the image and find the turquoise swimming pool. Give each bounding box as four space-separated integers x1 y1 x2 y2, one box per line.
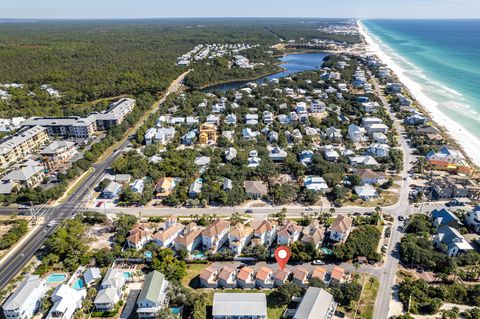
123 272 132 279
46 273 66 283
72 278 85 290
171 307 182 315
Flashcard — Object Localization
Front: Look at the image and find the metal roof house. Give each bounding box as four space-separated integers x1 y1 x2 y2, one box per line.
293 287 337 319
212 293 267 319
136 271 169 319
1 275 46 319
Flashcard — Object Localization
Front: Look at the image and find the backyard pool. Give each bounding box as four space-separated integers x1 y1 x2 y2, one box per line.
171 307 182 315
72 278 85 290
46 274 67 283
123 272 132 279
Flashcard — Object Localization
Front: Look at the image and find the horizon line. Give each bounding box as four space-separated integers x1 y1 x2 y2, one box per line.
1 17 480 21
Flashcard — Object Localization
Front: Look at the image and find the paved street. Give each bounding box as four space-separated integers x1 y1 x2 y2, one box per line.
0 71 189 291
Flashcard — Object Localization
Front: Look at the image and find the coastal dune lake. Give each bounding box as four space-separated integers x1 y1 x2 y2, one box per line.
203 52 329 92
361 19 480 164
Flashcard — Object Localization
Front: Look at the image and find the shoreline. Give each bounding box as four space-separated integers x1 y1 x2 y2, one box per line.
357 20 480 169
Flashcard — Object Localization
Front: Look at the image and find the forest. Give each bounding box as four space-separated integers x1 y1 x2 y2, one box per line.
0 18 358 117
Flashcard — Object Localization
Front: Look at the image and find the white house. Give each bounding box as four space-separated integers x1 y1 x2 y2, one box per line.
229 224 253 255
263 111 274 124
46 285 86 319
225 114 237 125
323 146 340 162
152 223 185 248
1 275 46 319
362 102 380 113
434 226 474 257
368 143 390 157
354 184 378 201
348 124 366 142
303 176 329 192
329 215 353 243
136 271 169 319
465 206 480 233
202 219 230 252
251 220 277 247
310 100 326 113
94 268 126 311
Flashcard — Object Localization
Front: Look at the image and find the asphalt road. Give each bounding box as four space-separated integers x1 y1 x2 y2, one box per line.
0 71 188 291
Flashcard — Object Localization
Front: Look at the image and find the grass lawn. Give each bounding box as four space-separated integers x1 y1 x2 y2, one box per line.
182 263 210 288
357 274 380 319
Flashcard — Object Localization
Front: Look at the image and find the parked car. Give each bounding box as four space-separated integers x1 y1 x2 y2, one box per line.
311 260 325 265
385 227 391 237
245 209 253 214
398 216 405 221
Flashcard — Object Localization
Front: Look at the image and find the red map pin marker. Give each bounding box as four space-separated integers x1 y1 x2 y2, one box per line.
274 246 291 270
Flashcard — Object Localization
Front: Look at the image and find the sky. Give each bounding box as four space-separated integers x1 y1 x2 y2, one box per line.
1 0 480 19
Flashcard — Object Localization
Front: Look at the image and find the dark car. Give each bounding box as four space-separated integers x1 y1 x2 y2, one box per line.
385 227 392 237
245 209 253 214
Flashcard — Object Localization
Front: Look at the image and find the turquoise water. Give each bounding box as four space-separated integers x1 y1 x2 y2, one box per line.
203 52 329 92
46 273 66 283
72 278 85 290
361 20 480 141
171 307 182 315
123 272 132 279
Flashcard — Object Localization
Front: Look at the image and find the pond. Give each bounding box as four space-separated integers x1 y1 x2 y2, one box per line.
202 52 330 93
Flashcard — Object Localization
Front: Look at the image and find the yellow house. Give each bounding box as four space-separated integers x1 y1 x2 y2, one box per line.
198 123 217 144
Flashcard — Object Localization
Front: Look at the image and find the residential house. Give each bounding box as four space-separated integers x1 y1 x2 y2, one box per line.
368 143 390 157
155 177 177 198
277 221 302 245
356 169 386 185
189 178 204 199
205 115 220 125
101 181 122 199
237 267 256 289
263 111 274 124
94 268 126 311
201 219 230 252
1 164 45 191
251 220 277 247
372 132 388 144
229 224 253 255
293 267 309 287
434 226 474 257
311 267 327 282
198 123 217 144
130 179 144 193
152 223 184 248
1 275 46 319
303 176 329 192
242 127 259 139
349 156 379 167
465 206 480 233
329 216 353 243
363 102 380 113
354 184 378 201
212 293 267 319
126 225 152 250
225 114 237 125
366 123 388 136
301 221 325 249
223 178 233 191
269 146 288 162
330 266 345 285
244 181 268 199
310 100 326 113
218 267 237 288
323 146 340 162
299 150 314 166
293 287 337 319
224 147 237 161
247 150 261 168
347 124 366 142
144 127 175 145
255 267 274 289
174 224 204 253
325 127 343 141
431 208 461 229
426 146 464 165
274 268 291 287
136 271 169 319
199 266 219 288
245 114 259 125
83 268 101 287
45 285 86 319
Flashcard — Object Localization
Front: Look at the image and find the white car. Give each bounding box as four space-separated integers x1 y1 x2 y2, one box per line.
47 220 56 227
311 260 325 265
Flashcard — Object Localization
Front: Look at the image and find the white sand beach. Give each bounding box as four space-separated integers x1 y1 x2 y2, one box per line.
358 20 480 167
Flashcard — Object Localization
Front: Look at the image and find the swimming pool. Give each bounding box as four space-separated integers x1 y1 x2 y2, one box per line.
123 272 132 279
171 307 182 315
72 278 85 290
46 274 67 283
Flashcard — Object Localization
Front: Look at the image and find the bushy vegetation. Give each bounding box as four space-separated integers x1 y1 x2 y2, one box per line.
334 225 382 262
0 219 28 250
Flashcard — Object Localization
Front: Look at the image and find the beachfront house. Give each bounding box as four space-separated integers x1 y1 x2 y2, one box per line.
136 271 169 319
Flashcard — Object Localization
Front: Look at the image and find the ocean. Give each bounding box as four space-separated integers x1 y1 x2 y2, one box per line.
360 20 480 164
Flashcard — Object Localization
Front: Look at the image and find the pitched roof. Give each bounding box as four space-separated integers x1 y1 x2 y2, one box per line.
213 293 267 318
237 267 255 282
243 180 268 195
293 287 335 319
252 220 275 234
230 224 253 240
311 267 327 280
255 267 273 281
199 266 218 281
2 275 44 310
174 226 204 246
293 267 309 281
330 215 353 234
153 223 184 242
137 271 167 305
331 266 345 281
274 268 290 281
202 219 230 238
218 266 236 281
